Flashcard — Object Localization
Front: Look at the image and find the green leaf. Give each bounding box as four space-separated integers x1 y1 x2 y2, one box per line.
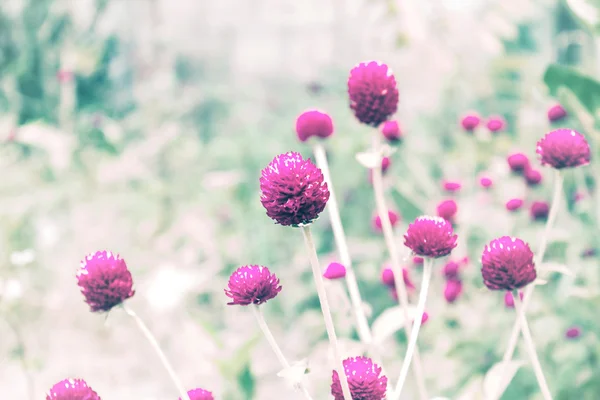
237 362 256 399
543 64 600 115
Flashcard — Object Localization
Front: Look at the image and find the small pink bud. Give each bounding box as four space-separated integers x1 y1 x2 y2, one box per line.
524 167 543 186
565 326 581 339
507 153 530 173
505 198 524 212
381 157 391 173
381 120 402 143
324 262 347 280
372 210 400 233
381 266 415 290
547 104 567 122
442 261 460 280
436 199 458 221
530 201 549 221
444 279 463 303
421 312 429 325
295 110 334 142
460 113 481 132
504 291 523 308
479 176 493 188
486 115 506 133
442 180 461 193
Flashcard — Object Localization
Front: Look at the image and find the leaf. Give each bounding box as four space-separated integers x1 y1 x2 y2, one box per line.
371 305 417 344
277 358 309 388
543 64 600 115
355 151 380 169
237 362 255 399
483 360 525 399
540 262 575 277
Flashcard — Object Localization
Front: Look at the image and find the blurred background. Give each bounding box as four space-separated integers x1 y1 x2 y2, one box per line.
1 0 599 399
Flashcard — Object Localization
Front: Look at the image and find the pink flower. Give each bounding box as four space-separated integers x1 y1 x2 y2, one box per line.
404 216 458 258
46 378 101 400
536 129 591 169
486 115 506 133
260 152 329 226
524 167 543 186
547 104 567 122
76 251 135 312
381 120 402 143
443 180 462 193
331 356 387 400
436 199 458 221
505 198 523 212
530 201 549 221
507 153 530 173
348 61 399 127
181 388 214 400
324 262 347 280
481 236 536 291
372 210 400 233
295 110 334 142
565 326 581 339
479 176 493 188
460 113 481 132
444 279 463 303
442 261 460 280
381 266 415 290
225 265 282 306
421 312 429 325
413 256 424 266
381 157 391 173
504 291 523 308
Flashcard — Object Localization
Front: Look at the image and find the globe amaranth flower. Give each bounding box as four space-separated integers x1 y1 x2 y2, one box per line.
180 388 214 400
348 61 398 127
460 113 481 132
565 326 581 340
479 175 493 188
372 210 400 233
260 152 329 226
486 115 506 133
505 198 523 212
530 201 549 221
381 266 415 290
507 153 530 173
442 180 461 193
381 120 402 143
548 104 567 123
331 356 387 400
504 291 523 309
295 110 334 142
404 215 458 258
536 129 591 169
436 199 458 221
76 251 135 312
444 279 463 303
47 378 101 400
225 265 282 306
481 236 536 291
524 167 542 186
324 262 347 280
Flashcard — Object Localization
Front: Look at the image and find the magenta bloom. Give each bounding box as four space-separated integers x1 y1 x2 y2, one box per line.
381 266 415 290
486 115 506 132
530 201 549 221
46 378 101 400
331 356 387 400
565 326 581 340
404 216 458 258
421 312 429 325
444 279 463 303
260 152 329 226
348 61 399 127
524 167 543 186
479 176 493 188
536 129 591 169
225 265 282 306
381 120 402 143
76 251 134 312
442 260 460 280
504 291 523 308
443 180 462 193
295 110 334 142
436 199 458 221
460 113 481 132
507 153 530 173
481 236 536 291
505 198 523 212
372 210 400 233
548 104 567 122
324 262 347 280
381 157 391 173
181 388 214 400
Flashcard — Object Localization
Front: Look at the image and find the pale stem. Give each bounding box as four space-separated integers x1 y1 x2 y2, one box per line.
512 291 553 400
492 171 564 400
301 225 352 400
371 133 429 400
251 305 314 400
391 258 433 400
312 142 373 346
122 304 190 400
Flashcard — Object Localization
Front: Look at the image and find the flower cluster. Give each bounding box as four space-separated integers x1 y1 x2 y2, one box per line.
46 378 101 400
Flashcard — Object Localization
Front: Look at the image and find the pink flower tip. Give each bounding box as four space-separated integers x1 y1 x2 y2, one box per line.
444 279 463 303
548 104 567 123
76 251 135 312
443 261 461 280
413 256 424 265
295 110 334 142
436 199 458 221
404 215 458 258
372 210 400 233
481 236 536 291
381 266 415 290
348 61 399 127
180 388 214 400
486 115 506 132
504 291 523 308
324 262 347 280
524 167 543 186
505 198 524 212
443 180 462 193
479 176 493 188
331 356 387 400
421 312 429 325
530 201 549 221
381 120 403 143
225 265 282 306
46 378 101 400
260 152 329 226
460 113 481 132
565 326 581 339
381 156 391 173
536 129 591 169
507 153 530 174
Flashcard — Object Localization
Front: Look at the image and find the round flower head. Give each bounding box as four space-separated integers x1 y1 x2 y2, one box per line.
331 356 387 400
404 216 458 258
507 153 530 173
530 201 549 221
536 129 591 169
260 152 329 226
486 115 506 133
381 266 415 290
324 262 347 280
505 198 523 212
46 378 101 400
381 120 402 143
225 265 281 306
548 104 567 123
442 180 461 193
524 167 542 186
372 210 400 233
181 388 214 400
481 236 536 291
295 110 334 142
444 279 463 303
565 326 581 340
348 61 399 127
436 199 458 221
479 176 493 188
76 251 135 312
460 113 481 132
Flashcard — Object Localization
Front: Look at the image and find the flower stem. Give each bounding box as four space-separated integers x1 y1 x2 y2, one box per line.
391 257 433 400
122 304 190 400
312 142 373 346
301 225 352 400
512 291 553 400
251 305 314 400
371 133 428 400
